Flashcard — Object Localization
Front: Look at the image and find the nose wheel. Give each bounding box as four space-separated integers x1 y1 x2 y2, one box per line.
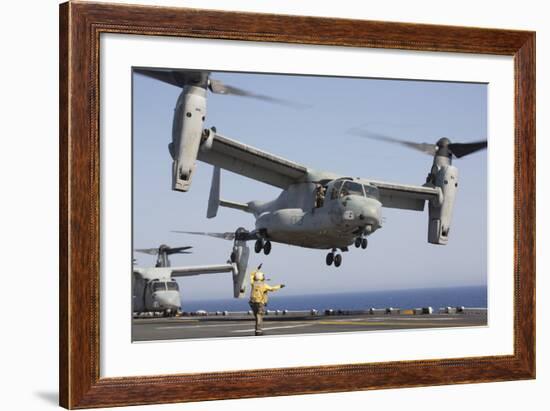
326 250 342 267
354 237 368 249
254 239 272 255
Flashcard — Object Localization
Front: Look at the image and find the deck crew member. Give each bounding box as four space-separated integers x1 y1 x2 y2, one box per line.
249 265 285 336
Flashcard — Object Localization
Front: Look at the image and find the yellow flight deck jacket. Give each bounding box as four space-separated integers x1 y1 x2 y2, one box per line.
249 272 283 305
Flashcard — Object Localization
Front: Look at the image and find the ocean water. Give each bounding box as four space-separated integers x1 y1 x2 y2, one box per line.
181 285 487 312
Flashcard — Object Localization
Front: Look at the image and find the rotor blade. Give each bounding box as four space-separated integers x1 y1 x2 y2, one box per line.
166 246 194 254
134 68 209 88
209 79 308 108
134 248 160 255
449 141 487 158
348 128 436 156
172 230 236 241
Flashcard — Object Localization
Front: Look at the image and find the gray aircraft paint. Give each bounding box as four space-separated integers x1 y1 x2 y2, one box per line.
169 86 207 192
157 71 474 265
427 153 459 244
196 129 446 253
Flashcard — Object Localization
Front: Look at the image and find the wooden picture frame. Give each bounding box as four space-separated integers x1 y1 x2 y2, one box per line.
59 1 535 408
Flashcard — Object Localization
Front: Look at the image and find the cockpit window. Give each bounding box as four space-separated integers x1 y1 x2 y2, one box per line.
330 180 344 199
167 282 179 291
363 184 380 199
340 181 365 198
152 282 166 292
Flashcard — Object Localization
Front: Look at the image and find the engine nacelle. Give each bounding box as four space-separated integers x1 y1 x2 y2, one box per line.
231 236 250 298
428 160 459 245
170 86 207 192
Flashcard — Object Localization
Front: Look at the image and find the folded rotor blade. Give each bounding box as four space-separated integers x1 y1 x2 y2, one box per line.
172 230 236 241
448 141 487 158
348 128 436 156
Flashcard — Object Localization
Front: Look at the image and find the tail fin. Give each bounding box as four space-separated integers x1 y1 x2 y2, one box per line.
207 166 252 218
207 166 221 218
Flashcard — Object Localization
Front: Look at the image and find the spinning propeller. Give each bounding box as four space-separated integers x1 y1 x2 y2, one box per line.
171 231 236 241
134 68 306 108
348 128 487 158
135 245 193 255
172 227 252 242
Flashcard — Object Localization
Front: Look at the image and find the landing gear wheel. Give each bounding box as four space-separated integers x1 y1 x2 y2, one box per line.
326 252 334 266
230 252 237 262
334 254 342 267
361 238 368 249
354 237 362 248
263 241 272 255
254 239 264 253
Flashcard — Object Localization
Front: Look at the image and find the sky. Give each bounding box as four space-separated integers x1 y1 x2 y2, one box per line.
132 70 487 301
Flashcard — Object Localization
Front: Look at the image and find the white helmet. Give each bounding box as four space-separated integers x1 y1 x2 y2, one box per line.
254 271 265 281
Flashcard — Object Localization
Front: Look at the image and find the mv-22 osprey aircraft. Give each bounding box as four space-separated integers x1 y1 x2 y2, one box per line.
133 243 250 315
136 68 487 268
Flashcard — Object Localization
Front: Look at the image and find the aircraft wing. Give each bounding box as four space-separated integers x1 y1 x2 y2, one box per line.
198 132 308 188
367 180 442 211
170 263 235 277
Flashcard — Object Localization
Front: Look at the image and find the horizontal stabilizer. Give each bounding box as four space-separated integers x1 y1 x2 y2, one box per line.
220 199 250 213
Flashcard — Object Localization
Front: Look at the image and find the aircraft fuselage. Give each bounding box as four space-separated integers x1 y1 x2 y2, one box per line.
254 179 382 250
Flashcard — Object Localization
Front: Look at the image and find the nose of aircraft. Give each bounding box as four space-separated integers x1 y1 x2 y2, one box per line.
342 196 382 229
155 290 181 310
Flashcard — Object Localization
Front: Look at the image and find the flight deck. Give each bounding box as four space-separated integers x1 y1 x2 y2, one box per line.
132 308 487 341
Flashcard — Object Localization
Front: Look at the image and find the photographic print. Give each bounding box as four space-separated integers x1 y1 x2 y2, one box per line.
131 68 488 342
60 3 536 406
